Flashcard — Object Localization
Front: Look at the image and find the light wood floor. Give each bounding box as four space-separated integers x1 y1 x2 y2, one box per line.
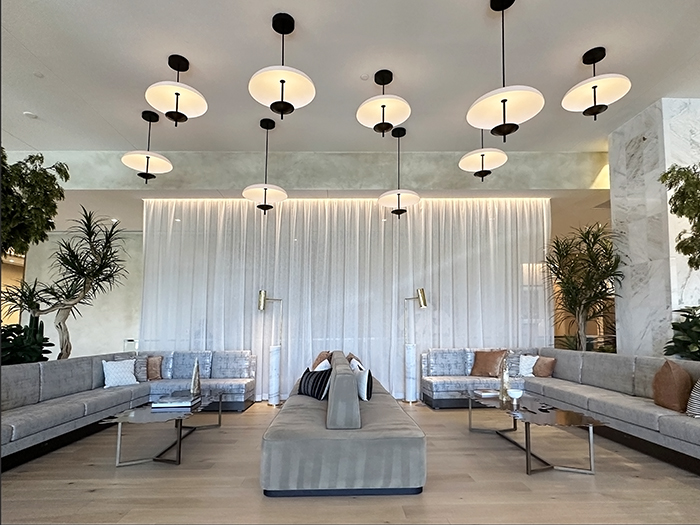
2 401 699 524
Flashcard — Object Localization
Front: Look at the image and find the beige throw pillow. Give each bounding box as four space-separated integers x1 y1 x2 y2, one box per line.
652 360 693 412
470 350 506 377
147 355 163 381
311 351 332 371
533 356 556 377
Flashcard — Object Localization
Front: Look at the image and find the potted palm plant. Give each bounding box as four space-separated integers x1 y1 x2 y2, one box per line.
544 223 624 351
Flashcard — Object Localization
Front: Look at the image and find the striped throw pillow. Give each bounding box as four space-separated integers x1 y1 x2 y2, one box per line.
687 379 700 417
298 367 332 400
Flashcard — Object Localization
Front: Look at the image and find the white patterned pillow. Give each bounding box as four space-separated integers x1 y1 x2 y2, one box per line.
687 379 700 417
102 359 138 388
519 355 539 377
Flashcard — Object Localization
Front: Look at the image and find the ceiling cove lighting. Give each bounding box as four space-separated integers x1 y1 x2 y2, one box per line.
459 129 508 182
357 69 411 137
248 13 316 120
145 54 208 127
378 127 419 218
121 110 173 184
242 118 287 214
466 0 544 142
561 46 631 120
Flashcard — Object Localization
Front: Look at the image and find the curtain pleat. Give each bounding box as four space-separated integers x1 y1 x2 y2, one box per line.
141 198 552 400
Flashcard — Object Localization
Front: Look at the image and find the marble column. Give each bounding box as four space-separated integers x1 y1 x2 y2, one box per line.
268 345 281 406
609 98 700 356
404 343 418 402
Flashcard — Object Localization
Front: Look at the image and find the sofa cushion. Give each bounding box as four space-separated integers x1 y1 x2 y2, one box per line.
581 352 635 395
533 357 556 377
147 356 163 380
102 359 138 388
523 377 549 396
326 351 361 430
136 351 175 379
201 378 255 396
539 348 583 383
687 379 700 417
80 386 138 415
298 368 332 400
39 357 93 402
653 360 693 412
540 380 596 410
470 350 506 377
1 423 13 445
427 348 469 376
147 379 192 396
1 362 41 411
172 351 212 379
211 350 251 379
90 352 136 388
519 355 539 377
588 394 676 431
658 414 700 443
634 356 667 398
354 367 373 401
5 397 86 441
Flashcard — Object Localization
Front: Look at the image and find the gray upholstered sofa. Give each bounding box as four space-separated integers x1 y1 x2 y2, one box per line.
1 349 257 460
261 350 427 496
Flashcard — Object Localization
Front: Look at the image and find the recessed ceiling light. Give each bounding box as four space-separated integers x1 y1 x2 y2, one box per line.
23 111 38 119
175 218 181 222
360 74 369 81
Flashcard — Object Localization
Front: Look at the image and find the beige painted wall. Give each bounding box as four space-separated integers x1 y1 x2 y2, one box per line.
1 262 25 324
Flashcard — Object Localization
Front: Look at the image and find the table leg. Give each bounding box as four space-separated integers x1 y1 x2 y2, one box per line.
114 421 157 467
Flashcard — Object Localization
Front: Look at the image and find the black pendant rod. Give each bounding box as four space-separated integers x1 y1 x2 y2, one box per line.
281 34 285 66
501 9 506 88
146 121 152 152
264 128 270 184
480 129 484 149
396 133 401 189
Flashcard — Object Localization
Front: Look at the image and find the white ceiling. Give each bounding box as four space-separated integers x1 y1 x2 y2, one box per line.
2 0 700 156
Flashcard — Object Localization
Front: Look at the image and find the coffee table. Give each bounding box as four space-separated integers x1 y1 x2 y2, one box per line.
468 390 605 475
101 390 223 467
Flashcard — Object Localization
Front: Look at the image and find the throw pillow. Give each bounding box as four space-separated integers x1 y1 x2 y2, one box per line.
533 356 556 377
313 359 332 372
470 350 506 377
653 360 693 412
147 355 163 380
687 379 700 418
349 358 363 371
298 367 332 400
354 367 373 401
346 353 363 366
134 356 148 382
519 355 539 377
311 351 332 371
102 359 138 388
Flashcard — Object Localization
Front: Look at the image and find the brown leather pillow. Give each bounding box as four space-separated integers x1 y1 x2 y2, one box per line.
653 360 693 412
146 355 163 381
311 351 332 371
533 356 556 377
470 350 506 377
346 352 362 365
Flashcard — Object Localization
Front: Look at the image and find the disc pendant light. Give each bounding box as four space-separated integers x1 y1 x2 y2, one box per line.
378 127 419 217
248 13 316 119
242 118 287 214
561 46 631 120
459 129 508 182
357 70 411 137
121 110 173 184
145 54 208 126
466 0 544 142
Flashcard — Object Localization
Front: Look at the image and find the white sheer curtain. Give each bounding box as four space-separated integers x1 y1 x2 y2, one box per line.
141 198 552 400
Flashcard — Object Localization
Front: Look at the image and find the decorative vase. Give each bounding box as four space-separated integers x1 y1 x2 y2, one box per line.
499 357 510 403
190 357 201 397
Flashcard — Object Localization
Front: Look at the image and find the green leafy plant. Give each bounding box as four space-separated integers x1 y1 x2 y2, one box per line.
1 206 127 359
1 317 54 365
659 163 700 270
545 223 624 352
1 146 70 256
663 306 700 361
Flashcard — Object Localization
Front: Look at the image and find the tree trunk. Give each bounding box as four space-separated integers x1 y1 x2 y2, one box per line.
54 308 72 359
577 311 588 351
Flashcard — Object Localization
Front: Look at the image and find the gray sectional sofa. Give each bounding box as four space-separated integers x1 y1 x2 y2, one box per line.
261 350 427 496
1 349 256 460
420 346 700 461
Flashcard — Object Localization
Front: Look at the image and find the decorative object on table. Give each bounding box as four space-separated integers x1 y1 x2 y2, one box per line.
378 127 419 218
499 353 511 402
242 119 287 214
248 13 316 119
544 223 624 352
474 389 499 399
402 288 428 402
190 357 201 398
561 46 631 121
121 110 173 184
506 388 524 409
151 392 202 411
257 289 283 405
1 206 127 359
145 54 208 126
357 69 411 136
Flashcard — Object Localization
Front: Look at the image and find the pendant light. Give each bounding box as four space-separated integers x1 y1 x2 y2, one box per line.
145 54 208 127
378 127 419 218
466 0 544 142
242 118 287 214
561 46 631 120
459 129 508 182
248 13 316 119
357 70 411 137
121 110 173 184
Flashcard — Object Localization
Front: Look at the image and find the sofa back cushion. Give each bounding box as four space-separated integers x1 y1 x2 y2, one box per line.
326 351 361 429
172 351 213 379
136 351 175 379
211 350 252 379
538 348 583 383
427 348 470 376
39 357 93 401
634 356 700 398
1 362 41 411
581 352 635 395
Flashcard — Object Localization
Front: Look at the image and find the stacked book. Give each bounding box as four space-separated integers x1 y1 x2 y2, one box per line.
151 393 202 411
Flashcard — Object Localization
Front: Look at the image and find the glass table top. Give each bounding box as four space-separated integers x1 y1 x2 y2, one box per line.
102 390 222 425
